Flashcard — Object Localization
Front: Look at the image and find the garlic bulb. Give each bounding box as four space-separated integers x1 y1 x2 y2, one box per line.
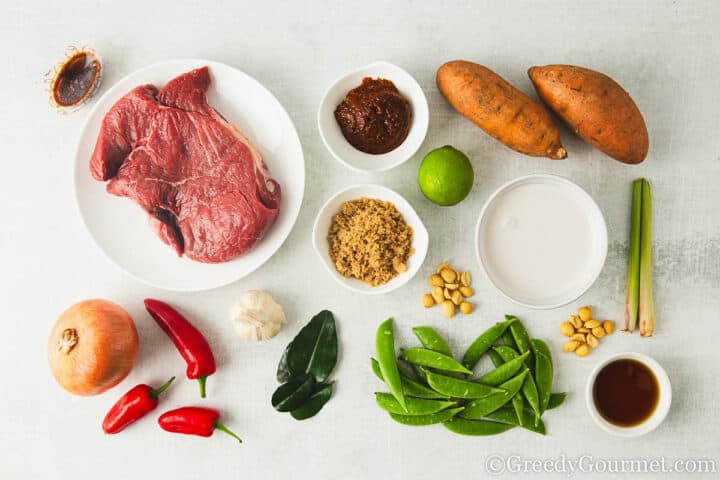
229 290 285 341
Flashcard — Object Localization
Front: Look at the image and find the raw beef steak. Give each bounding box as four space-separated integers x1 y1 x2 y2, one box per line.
89 67 281 263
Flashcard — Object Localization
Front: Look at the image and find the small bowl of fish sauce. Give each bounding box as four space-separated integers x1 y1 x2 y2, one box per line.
586 352 671 437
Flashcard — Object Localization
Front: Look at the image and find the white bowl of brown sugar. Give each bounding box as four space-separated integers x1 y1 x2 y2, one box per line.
312 184 429 295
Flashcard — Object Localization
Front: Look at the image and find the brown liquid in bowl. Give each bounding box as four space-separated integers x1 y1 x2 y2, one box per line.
592 358 659 427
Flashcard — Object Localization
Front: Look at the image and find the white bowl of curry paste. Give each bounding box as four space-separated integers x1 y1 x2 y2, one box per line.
318 61 429 173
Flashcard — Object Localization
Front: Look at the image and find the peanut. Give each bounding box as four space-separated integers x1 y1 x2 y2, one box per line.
450 290 463 306
577 327 590 334
431 286 444 304
592 326 605 338
571 333 587 343
570 315 583 329
460 271 471 287
429 274 445 287
459 286 473 297
440 269 457 284
563 340 581 352
560 322 575 337
586 333 598 348
441 300 455 318
578 306 592 322
603 320 615 334
584 319 601 329
460 302 473 314
436 262 451 274
575 344 590 357
445 283 459 290
422 294 434 308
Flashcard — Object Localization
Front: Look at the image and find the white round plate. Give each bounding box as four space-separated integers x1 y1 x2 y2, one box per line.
318 61 429 173
475 174 607 309
312 184 429 294
74 59 305 291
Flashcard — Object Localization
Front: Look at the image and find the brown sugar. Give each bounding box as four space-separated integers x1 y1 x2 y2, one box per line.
327 198 414 287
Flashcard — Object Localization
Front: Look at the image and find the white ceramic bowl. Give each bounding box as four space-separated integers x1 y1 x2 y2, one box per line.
586 352 672 437
475 174 607 309
312 184 428 294
317 61 429 173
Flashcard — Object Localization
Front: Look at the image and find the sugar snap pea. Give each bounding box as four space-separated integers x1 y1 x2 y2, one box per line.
425 370 503 399
375 393 456 415
443 417 516 436
531 338 553 413
371 358 450 399
461 369 529 418
376 318 406 411
511 393 525 427
412 327 452 356
487 346 525 426
389 407 464 426
507 316 534 369
401 348 473 375
547 392 568 410
462 317 517 370
493 346 541 424
502 329 517 349
476 351 530 386
485 406 546 435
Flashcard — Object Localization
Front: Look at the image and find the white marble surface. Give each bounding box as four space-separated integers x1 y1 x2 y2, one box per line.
2 1 719 478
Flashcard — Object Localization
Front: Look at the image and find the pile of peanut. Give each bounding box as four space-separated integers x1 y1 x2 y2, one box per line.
561 306 614 357
421 262 474 318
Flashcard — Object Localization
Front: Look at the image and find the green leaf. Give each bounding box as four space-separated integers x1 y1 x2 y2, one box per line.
280 310 337 383
290 382 334 420
272 375 315 412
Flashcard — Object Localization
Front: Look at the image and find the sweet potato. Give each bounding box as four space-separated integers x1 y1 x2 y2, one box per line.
436 61 567 159
528 65 649 164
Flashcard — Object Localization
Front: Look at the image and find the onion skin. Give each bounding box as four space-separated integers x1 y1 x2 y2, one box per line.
48 299 139 396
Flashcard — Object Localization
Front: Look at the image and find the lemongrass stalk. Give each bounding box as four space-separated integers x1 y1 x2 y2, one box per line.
639 179 655 337
623 179 643 332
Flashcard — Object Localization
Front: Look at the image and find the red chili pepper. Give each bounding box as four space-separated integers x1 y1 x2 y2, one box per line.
144 299 216 398
102 376 175 434
158 407 241 443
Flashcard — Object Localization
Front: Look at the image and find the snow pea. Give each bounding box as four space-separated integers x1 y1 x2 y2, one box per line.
389 407 464 426
375 318 406 411
507 316 534 369
531 338 553 413
400 348 472 375
375 393 456 415
547 392 567 410
371 358 450 399
462 317 517 370
460 369 529 418
485 406 546 435
443 417 516 436
493 346 541 424
476 351 530 386
425 370 503 399
412 327 452 356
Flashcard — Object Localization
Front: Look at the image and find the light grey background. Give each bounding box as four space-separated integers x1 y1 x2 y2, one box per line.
1 0 719 478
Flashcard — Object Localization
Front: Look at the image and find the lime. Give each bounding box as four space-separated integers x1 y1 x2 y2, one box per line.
417 146 474 206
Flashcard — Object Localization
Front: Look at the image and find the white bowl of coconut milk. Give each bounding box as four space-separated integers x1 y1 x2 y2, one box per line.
475 174 607 309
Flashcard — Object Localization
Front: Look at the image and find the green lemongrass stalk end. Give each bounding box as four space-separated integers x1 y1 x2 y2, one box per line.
639 179 655 337
623 179 643 332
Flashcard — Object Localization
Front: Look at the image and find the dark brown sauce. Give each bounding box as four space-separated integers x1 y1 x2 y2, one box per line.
53 52 101 107
334 77 411 154
593 358 659 427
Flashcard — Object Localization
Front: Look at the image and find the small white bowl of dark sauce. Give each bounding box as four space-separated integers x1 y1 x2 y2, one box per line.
586 352 672 437
317 61 429 173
